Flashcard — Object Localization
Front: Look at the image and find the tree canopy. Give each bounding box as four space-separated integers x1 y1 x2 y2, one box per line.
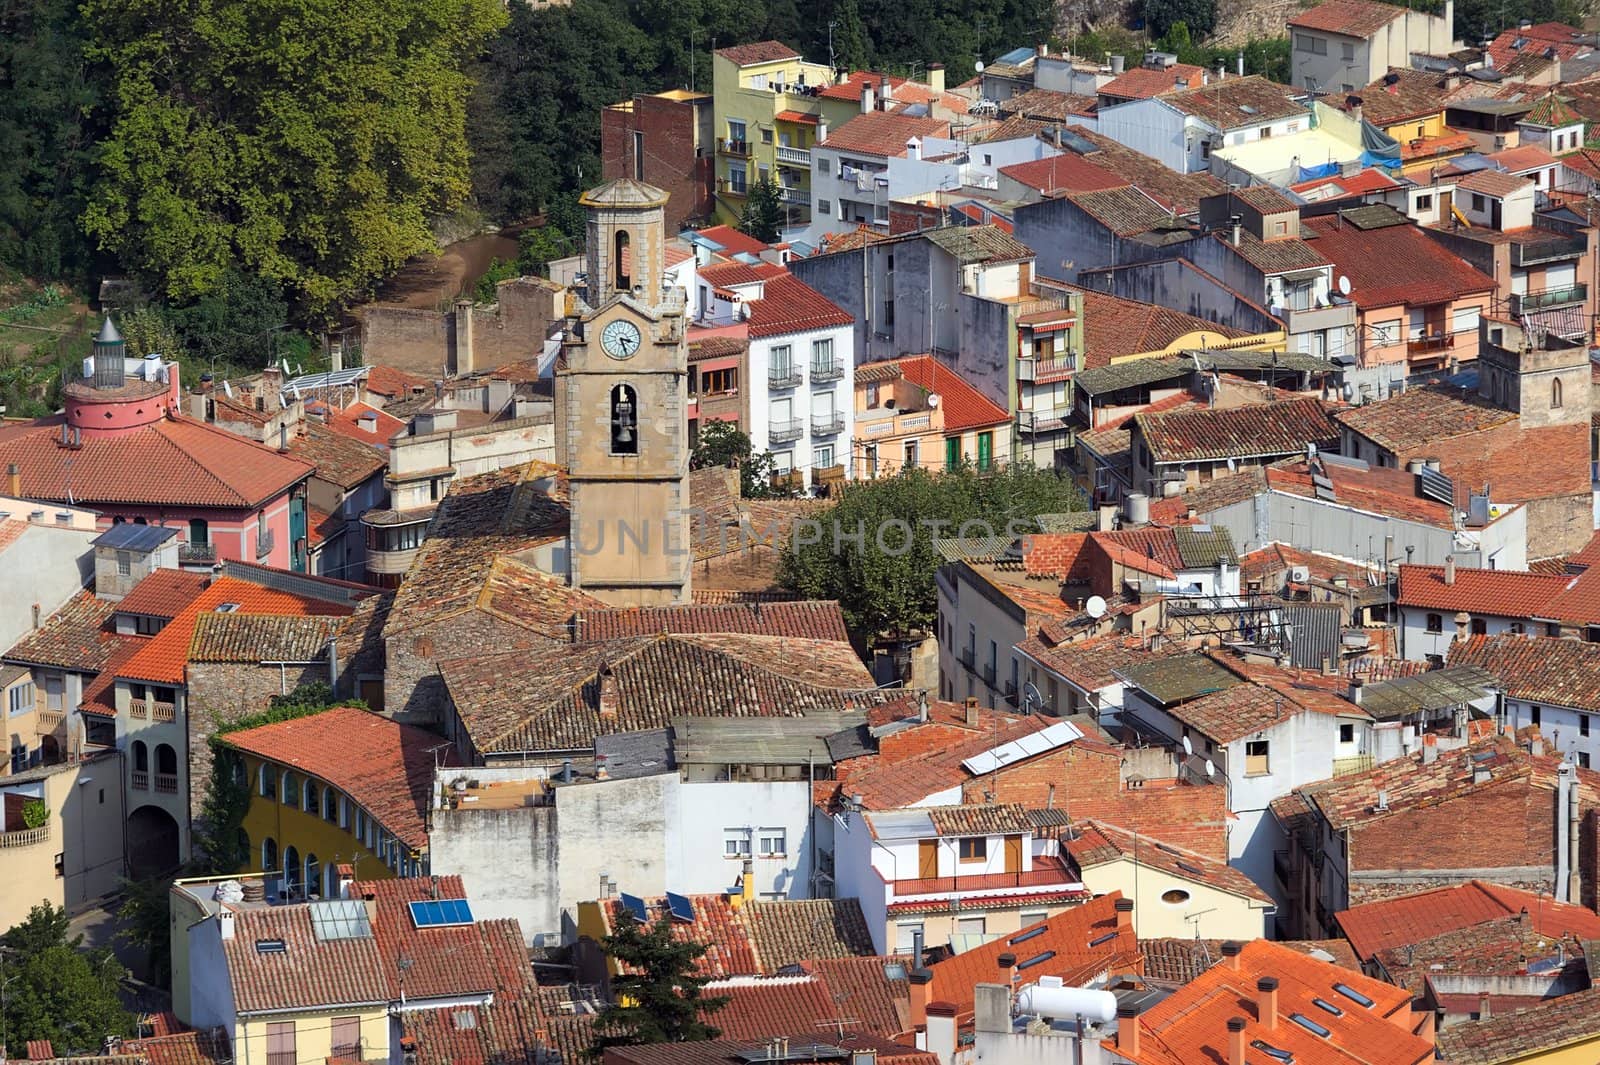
779 463 1084 637
740 178 785 244
1 903 134 1055
81 0 506 316
690 418 792 498
591 915 729 1053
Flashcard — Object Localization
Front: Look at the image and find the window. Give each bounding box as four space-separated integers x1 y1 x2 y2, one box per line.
266 1021 295 1065
262 837 278 871
958 837 987 862
1472 193 1486 212
727 119 746 145
282 770 299 809
904 439 919 470
772 451 793 474
1294 34 1327 54
1341 42 1355 60
811 337 835 372
703 368 737 394
758 829 786 855
816 444 834 468
728 163 747 195
188 518 209 545
724 831 752 858
1339 723 1354 743
116 550 131 576
10 741 26 773
332 1017 361 1059
1581 714 1590 737
259 763 277 798
1416 193 1434 211
132 740 148 774
1020 909 1049 928
895 922 925 953
305 853 320 897
770 343 794 378
610 384 638 456
7 682 33 715
1581 752 1592 769
355 808 367 843
1469 618 1487 636
818 198 832 216
630 131 645 181
761 127 774 144
866 382 881 408
324 788 338 822
1510 622 1526 635
956 916 987 936
1552 378 1564 408
1161 888 1192 905
819 158 832 175
1425 613 1443 634
1245 740 1270 775
1531 706 1542 725
44 674 62 711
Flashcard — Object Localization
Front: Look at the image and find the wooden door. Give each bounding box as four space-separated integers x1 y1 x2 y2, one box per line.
1004 835 1023 874
918 839 938 879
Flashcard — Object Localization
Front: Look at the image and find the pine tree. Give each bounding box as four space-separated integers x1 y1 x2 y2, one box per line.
739 178 786 244
590 916 730 1053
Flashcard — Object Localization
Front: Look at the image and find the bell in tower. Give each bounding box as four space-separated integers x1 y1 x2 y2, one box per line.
581 179 671 308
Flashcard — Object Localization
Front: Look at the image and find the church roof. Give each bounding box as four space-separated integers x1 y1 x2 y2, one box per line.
580 179 669 209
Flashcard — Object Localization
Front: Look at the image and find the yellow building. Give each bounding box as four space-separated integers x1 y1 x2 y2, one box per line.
1344 68 1474 177
219 705 454 899
0 750 126 931
853 354 1013 478
711 42 835 225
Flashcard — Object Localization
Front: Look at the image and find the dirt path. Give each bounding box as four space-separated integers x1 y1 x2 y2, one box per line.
370 231 523 310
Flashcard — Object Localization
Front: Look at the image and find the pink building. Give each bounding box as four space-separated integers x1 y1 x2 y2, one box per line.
0 319 313 571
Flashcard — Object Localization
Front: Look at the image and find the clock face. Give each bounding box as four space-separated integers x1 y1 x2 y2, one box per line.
601 319 643 359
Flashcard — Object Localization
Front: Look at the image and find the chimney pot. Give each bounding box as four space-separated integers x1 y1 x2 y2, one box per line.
997 951 1017 969
1117 1002 1141 1057
1114 897 1135 933
1221 941 1243 969
1444 555 1456 585
1228 1017 1248 1065
1255 976 1280 1029
908 967 934 1028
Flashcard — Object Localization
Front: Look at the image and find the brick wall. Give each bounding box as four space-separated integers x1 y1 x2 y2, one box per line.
384 611 566 729
186 661 327 830
601 94 713 234
360 279 562 379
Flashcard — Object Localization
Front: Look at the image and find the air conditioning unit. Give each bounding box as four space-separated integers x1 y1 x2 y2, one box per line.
1289 565 1311 582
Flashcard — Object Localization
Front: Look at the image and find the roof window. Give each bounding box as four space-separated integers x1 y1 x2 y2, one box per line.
1332 982 1375 1008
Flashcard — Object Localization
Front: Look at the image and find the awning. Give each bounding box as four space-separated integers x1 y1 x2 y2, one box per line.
775 110 820 124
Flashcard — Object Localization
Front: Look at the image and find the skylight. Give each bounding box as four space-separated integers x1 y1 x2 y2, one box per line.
1332 982 1375 1008
1290 1014 1331 1038
1312 997 1345 1016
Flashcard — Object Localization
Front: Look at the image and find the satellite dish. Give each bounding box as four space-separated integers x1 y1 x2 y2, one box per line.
1337 275 1352 297
1023 681 1044 712
1205 759 1216 778
975 60 986 72
928 394 941 408
1085 595 1108 619
222 380 234 399
1181 735 1194 756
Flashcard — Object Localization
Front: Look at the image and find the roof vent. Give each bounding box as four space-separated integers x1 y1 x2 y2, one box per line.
215 603 241 613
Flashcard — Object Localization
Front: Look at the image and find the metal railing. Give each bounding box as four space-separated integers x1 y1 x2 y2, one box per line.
1509 283 1588 315
892 855 1077 897
1513 233 1586 266
716 178 748 197
982 663 997 686
768 365 801 388
717 138 752 158
811 412 844 435
179 542 216 564
779 186 809 205
810 359 844 382
1332 753 1375 777
1406 334 1454 355
776 145 812 166
769 418 803 443
132 771 149 791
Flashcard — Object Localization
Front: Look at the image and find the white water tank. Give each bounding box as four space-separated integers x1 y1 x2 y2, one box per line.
1125 492 1150 525
1016 981 1118 1023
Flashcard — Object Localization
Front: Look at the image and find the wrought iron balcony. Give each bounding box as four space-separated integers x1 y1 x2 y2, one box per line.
256 528 275 559
811 412 844 436
769 418 804 443
717 138 752 158
768 365 801 389
179 541 216 564
1509 283 1587 316
810 359 844 382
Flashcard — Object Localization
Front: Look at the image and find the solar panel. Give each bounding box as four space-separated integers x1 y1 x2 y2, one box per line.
408 899 475 928
310 899 373 941
664 891 696 923
618 893 649 923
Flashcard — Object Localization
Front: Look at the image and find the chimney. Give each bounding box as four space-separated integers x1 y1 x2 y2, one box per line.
1228 1017 1248 1065
1477 992 1491 1019
1349 678 1364 705
1036 43 1047 57
906 136 921 161
594 753 610 781
5 463 17 498
218 908 236 941
860 82 876 114
1117 1002 1141 1057
261 366 283 410
1231 219 1242 247
1255 976 1280 1030
926 1003 958 1062
913 927 925 965
1220 941 1243 970
742 858 755 902
1454 611 1470 642
965 696 980 728
1097 504 1117 532
880 79 894 106
1443 555 1456 585
336 863 355 899
927 63 946 94
598 666 619 717
908 968 933 1027
997 951 1017 984
1115 897 1135 935
1422 742 1438 764
817 117 829 143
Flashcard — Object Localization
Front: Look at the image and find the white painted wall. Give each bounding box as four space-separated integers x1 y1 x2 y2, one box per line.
673 779 815 899
1398 604 1530 662
186 917 239 1032
0 522 97 656
748 321 855 480
831 807 891 952
1500 696 1599 768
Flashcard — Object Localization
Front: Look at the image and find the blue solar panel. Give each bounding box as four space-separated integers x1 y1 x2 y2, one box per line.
408 899 475 928
664 891 695 923
619 892 649 922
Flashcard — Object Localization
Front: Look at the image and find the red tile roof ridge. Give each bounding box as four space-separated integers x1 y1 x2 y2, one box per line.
890 354 1009 430
1336 878 1600 961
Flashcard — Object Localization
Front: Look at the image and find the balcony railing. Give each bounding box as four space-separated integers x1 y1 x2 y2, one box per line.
810 359 844 382
1513 233 1587 267
779 186 808 205
716 178 748 198
151 701 175 722
130 699 148 720
769 418 804 443
982 663 997 686
179 541 216 564
1332 753 1375 777
1509 283 1588 315
35 710 64 733
717 138 752 158
811 412 844 436
256 528 275 559
1406 334 1455 356
892 855 1079 897
0 824 50 849
155 773 178 794
776 145 812 166
959 646 975 669
769 365 801 389
132 770 149 791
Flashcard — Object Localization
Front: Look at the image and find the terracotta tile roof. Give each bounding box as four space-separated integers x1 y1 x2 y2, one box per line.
219 705 458 847
575 601 848 642
922 224 1035 265
1262 457 1454 528
334 589 392 678
0 415 312 509
1165 676 1347 744
1124 939 1431 1065
1016 633 1175 692
821 112 950 157
972 114 1053 145
1001 154 1128 197
1217 227 1332 274
1139 938 1361 984
807 956 911 1036
1101 64 1210 99
78 638 144 717
714 41 799 65
923 802 1033 837
1136 398 1338 464
1394 564 1569 616
603 1035 934 1065
1304 212 1497 307
689 334 749 363
1438 983 1600 1064
997 87 1098 121
1344 69 1469 125
1056 125 1226 214
305 503 339 548
692 224 772 257
290 423 386 490
187 612 342 664
829 708 1058 810
883 354 1009 431
699 260 787 289
703 976 843 1041
114 569 210 619
742 899 877 967
353 877 532 1000
924 894 1138 1021
1068 821 1273 903
440 633 882 756
400 998 543 1065
1288 0 1405 35
1290 168 1404 199
121 1029 230 1065
119 575 352 685
1450 634 1600 708
1338 878 1600 964
3 591 119 672
1077 289 1251 367
364 365 430 400
1487 144 1558 174
1333 387 1516 453
321 400 407 449
223 904 390 1014
1454 168 1532 198
602 893 760 978
1522 92 1583 128
1164 76 1308 129
1068 186 1177 237
747 275 854 339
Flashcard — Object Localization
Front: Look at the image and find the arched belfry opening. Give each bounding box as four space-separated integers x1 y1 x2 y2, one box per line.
614 230 632 294
611 383 638 455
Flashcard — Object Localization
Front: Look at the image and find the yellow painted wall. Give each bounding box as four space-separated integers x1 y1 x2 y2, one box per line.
710 52 832 223
1481 1033 1600 1065
238 754 403 892
233 1007 389 1065
1076 858 1270 941
1379 111 1447 142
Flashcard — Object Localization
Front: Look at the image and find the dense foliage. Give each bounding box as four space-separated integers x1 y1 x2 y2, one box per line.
1 904 134 1055
740 179 786 244
691 420 793 498
780 463 1084 637
591 915 729 1053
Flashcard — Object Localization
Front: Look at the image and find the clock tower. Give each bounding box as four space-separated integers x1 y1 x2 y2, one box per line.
557 179 692 606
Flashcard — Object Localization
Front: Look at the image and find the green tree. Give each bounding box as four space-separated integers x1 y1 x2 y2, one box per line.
691 420 787 498
739 178 785 244
517 227 571 277
82 0 507 316
1143 0 1215 41
473 257 520 303
116 875 174 988
780 463 1084 637
829 0 871 69
1 903 134 1055
590 916 729 1054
